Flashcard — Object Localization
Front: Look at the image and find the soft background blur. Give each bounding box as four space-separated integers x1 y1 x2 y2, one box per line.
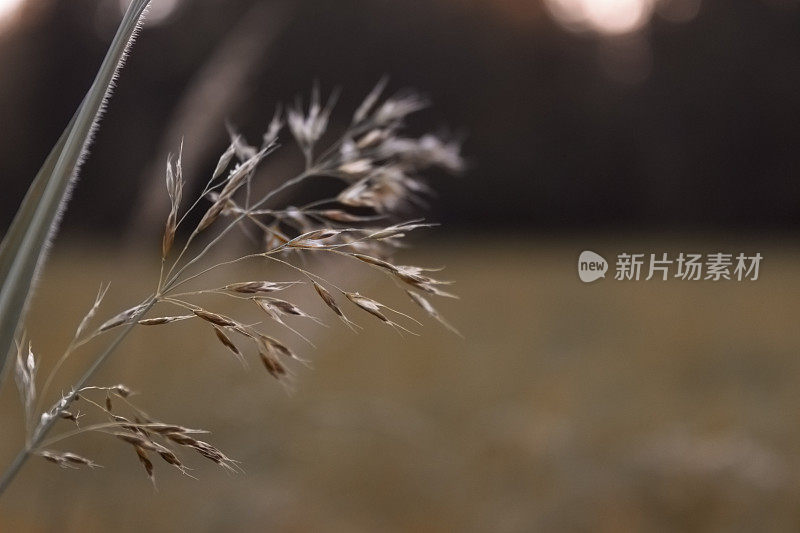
1 0 800 531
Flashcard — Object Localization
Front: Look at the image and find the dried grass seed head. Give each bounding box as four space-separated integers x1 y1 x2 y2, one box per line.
224 281 302 294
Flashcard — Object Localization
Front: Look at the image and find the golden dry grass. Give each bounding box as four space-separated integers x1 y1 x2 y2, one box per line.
1 237 800 531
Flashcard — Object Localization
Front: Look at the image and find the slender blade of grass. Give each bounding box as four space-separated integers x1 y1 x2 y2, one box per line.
0 0 151 385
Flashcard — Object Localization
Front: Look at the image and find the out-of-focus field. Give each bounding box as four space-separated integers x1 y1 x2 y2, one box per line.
2 237 800 532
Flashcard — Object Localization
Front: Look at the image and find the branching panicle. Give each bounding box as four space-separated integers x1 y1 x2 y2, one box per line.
7 82 463 491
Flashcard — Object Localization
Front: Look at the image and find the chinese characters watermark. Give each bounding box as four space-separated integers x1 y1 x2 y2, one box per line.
578 251 762 283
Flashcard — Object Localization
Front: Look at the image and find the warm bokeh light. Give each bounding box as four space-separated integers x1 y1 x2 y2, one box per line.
544 0 655 35
0 0 23 20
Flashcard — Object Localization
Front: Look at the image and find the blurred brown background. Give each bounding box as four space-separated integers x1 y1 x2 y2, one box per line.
2 0 800 531
1 0 799 234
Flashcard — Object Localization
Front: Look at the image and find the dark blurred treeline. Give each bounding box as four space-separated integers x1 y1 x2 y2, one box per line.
0 0 799 236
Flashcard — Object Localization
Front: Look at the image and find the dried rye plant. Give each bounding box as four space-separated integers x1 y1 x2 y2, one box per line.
0 78 464 494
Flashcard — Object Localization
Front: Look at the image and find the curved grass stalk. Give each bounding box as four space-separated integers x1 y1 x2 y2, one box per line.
0 295 155 496
0 0 152 388
0 77 464 497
